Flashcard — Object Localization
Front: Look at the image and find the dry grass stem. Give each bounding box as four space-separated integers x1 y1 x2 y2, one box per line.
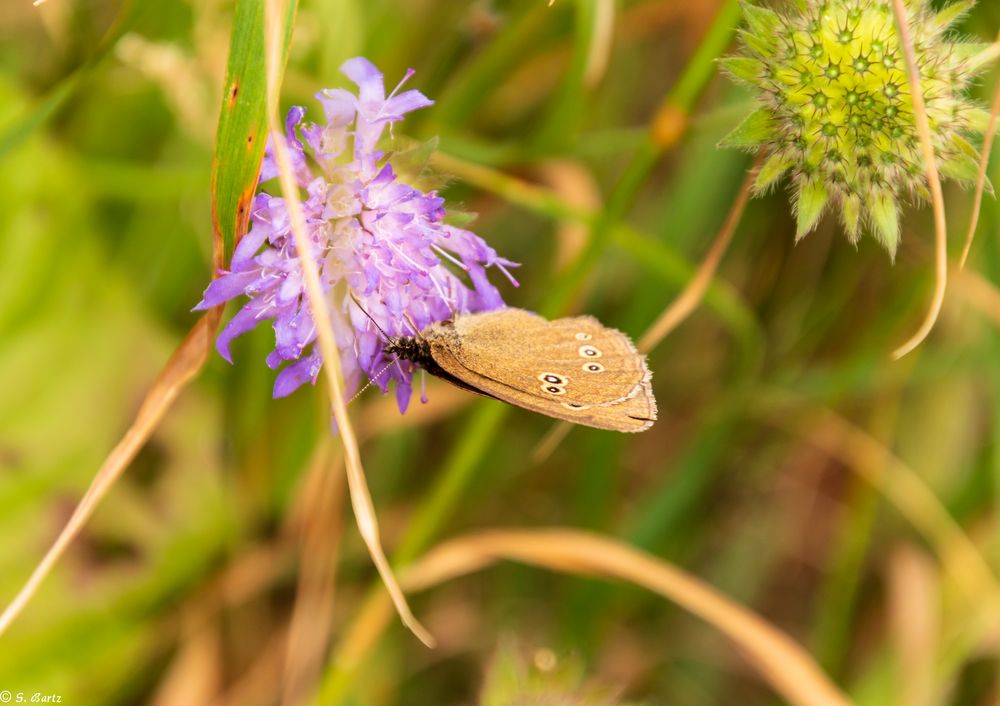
0 312 218 637
205 544 292 607
890 0 949 359
531 420 573 464
959 40 1000 269
210 625 290 706
281 442 346 706
327 588 399 675
263 0 433 647
402 529 854 706
888 546 939 706
637 160 756 353
151 609 222 706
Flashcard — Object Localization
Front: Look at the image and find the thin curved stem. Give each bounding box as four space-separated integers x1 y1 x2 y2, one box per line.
889 0 949 360
637 158 757 353
402 529 854 706
959 45 1000 269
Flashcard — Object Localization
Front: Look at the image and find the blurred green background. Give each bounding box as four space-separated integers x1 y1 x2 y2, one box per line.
1 0 1000 704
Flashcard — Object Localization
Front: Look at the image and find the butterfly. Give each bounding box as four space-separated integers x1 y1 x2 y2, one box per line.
383 308 656 432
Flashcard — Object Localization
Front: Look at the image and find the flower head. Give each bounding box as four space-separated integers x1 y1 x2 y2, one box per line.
721 0 996 255
196 57 518 411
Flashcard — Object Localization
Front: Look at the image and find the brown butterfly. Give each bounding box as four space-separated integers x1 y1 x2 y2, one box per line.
384 308 657 432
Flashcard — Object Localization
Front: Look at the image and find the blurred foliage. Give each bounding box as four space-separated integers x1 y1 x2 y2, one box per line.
478 640 643 706
0 0 999 705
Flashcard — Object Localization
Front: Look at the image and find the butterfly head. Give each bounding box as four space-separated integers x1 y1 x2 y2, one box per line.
383 335 431 366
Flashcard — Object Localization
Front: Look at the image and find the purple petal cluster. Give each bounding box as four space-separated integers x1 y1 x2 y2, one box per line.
196 57 517 411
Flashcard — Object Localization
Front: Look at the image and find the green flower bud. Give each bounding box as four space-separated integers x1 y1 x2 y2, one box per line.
720 0 996 256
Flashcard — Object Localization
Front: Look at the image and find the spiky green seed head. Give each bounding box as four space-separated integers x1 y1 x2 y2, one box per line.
720 0 997 256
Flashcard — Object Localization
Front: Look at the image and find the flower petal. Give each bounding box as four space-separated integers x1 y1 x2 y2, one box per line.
341 57 385 104
394 377 412 414
216 303 267 362
273 351 323 398
382 89 433 119
194 269 262 310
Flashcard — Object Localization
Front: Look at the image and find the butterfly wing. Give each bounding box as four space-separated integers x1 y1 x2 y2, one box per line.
425 309 656 432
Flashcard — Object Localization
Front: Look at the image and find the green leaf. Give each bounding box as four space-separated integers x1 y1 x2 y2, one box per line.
842 194 861 243
949 133 981 160
718 109 775 149
954 42 1000 74
941 134 992 191
795 179 829 239
869 192 900 256
717 56 767 86
739 28 776 57
931 0 975 34
754 150 794 192
211 0 298 266
940 150 982 185
966 106 992 133
741 2 782 37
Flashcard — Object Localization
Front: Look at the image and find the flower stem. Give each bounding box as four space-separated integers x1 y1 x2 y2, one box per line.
959 34 1000 269
889 0 949 360
637 156 757 353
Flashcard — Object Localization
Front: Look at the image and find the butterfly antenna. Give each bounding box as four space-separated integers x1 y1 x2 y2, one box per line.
346 356 400 405
349 292 391 342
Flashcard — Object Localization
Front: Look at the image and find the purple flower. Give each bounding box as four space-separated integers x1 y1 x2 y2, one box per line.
195 57 518 411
